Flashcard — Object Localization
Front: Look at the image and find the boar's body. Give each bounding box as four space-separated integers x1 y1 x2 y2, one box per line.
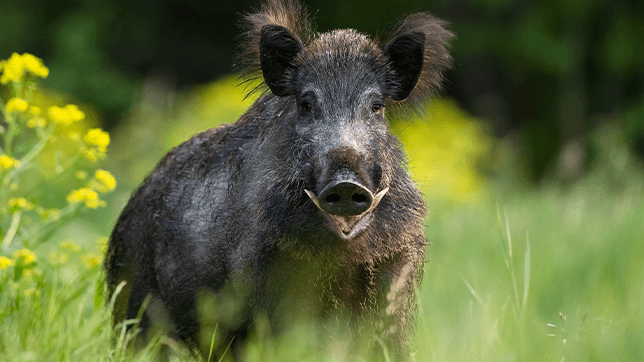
105 0 452 360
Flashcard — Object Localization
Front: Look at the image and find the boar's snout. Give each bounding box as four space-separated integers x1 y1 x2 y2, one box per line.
304 168 389 240
317 180 372 216
303 145 390 239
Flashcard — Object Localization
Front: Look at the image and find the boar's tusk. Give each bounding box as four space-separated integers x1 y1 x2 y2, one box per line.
304 189 321 210
364 187 389 215
305 187 389 240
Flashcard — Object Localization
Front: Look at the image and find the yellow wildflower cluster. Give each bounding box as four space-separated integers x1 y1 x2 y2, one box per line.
5 97 28 113
48 104 85 126
36 207 61 221
24 105 47 128
2 95 47 127
60 240 81 252
82 253 103 269
27 117 47 128
9 197 35 211
0 155 20 171
97 237 109 254
49 250 68 265
66 169 115 208
0 52 119 292
66 187 105 209
13 249 37 265
83 128 110 162
0 256 15 269
92 170 117 192
23 288 41 297
50 240 85 265
0 53 49 84
21 268 42 284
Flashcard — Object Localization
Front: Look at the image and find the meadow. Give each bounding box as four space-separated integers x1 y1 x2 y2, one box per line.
1 54 643 361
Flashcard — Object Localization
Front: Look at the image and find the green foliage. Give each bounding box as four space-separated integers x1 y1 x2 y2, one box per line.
390 99 491 203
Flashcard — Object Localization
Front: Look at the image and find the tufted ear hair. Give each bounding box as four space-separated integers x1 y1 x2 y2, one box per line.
382 13 454 102
260 25 303 96
237 0 312 97
383 32 426 101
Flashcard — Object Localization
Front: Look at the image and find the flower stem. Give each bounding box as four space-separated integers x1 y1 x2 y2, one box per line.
4 123 55 184
1 211 21 252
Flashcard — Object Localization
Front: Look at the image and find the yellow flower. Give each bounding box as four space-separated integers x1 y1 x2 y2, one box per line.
27 117 46 128
25 288 38 296
67 187 105 208
28 106 41 116
92 169 116 193
13 249 37 265
23 288 41 297
0 53 24 84
48 104 85 126
75 170 87 179
9 197 35 211
37 207 61 221
0 155 20 170
21 268 42 283
5 98 28 113
80 128 110 162
84 128 110 152
0 53 49 84
68 131 81 141
49 250 69 265
60 240 81 252
21 53 49 78
0 256 15 269
82 253 103 269
97 237 109 254
83 149 101 163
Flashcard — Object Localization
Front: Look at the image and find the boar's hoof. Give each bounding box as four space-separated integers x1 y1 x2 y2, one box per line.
305 186 389 240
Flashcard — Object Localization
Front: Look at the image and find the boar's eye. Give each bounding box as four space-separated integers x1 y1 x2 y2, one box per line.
371 103 384 113
301 100 312 113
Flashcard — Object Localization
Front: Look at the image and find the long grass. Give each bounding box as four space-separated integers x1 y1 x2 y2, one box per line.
416 170 644 362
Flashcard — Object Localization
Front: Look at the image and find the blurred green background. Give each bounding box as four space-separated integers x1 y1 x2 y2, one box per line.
1 0 644 361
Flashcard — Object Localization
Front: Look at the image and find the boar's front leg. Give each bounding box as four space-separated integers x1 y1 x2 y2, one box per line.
373 250 425 361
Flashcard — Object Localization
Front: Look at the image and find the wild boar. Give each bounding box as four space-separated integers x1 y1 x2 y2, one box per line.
105 0 452 360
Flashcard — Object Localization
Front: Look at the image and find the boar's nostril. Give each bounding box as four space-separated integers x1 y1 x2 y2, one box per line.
318 181 373 216
351 193 367 203
325 194 341 204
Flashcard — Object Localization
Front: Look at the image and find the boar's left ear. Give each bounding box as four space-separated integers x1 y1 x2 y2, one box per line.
260 25 304 96
383 32 426 101
382 14 454 102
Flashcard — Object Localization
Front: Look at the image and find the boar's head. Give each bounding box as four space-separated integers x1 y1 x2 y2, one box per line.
242 1 452 241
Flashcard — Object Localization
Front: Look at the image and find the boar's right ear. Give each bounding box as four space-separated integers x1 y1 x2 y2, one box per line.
260 25 303 96
383 32 426 101
382 14 454 103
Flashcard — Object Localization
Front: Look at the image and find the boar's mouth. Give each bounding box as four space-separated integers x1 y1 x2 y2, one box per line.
304 185 389 240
